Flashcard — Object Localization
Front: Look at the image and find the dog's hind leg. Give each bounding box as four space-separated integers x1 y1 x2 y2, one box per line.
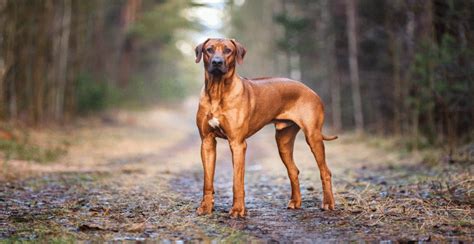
275 123 302 209
297 108 335 211
304 131 335 210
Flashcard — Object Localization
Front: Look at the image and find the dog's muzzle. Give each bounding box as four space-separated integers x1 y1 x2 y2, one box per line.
208 67 227 75
208 57 227 75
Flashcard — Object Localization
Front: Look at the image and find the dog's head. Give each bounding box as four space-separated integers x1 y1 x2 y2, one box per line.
195 38 246 76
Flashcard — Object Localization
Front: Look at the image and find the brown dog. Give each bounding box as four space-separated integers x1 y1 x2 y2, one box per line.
195 38 337 218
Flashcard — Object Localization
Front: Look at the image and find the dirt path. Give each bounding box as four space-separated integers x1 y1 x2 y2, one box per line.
1 99 472 242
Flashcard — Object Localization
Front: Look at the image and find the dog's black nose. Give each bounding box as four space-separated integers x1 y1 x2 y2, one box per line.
211 57 224 66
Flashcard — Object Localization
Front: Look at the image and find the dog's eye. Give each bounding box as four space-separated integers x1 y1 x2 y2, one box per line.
224 48 232 54
206 47 214 53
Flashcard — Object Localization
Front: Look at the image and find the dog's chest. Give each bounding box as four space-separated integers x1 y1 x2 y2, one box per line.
208 117 220 129
207 114 228 138
205 97 225 130
201 95 239 138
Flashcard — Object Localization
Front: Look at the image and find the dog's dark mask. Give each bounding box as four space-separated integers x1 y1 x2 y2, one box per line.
208 63 227 76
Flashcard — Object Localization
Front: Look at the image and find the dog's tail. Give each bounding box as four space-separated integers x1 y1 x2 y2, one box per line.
322 134 338 141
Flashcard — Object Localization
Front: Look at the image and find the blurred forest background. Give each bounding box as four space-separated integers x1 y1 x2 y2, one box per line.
0 0 472 149
1 1 473 241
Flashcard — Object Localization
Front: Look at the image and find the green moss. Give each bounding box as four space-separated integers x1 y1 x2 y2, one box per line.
222 231 252 243
4 220 77 243
0 139 67 164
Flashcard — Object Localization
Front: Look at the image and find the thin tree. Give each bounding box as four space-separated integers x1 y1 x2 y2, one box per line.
322 0 341 131
54 0 71 121
345 0 364 132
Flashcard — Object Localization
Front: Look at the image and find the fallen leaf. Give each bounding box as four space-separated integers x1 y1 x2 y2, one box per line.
127 222 145 233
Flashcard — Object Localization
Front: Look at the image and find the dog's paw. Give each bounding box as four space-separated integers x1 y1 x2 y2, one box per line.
287 199 302 209
196 206 213 215
320 198 335 211
196 201 214 215
229 206 246 218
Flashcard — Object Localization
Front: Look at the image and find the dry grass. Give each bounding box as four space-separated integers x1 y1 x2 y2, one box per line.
1 102 472 242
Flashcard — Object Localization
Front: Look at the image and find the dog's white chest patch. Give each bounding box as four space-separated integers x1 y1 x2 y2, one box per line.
208 117 220 129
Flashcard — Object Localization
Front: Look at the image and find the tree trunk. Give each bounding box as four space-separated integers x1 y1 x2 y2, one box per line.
0 0 7 119
55 0 71 121
402 4 415 135
386 20 402 134
415 0 435 142
345 0 364 133
281 0 292 78
322 0 341 131
425 0 436 141
331 75 342 132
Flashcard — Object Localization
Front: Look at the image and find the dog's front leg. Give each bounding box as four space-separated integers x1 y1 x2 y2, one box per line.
229 140 247 218
197 134 217 215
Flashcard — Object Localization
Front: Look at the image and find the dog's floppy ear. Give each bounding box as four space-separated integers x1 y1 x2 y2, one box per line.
231 39 246 65
195 38 210 63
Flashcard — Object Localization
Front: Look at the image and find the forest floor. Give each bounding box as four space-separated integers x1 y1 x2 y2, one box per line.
1 98 473 242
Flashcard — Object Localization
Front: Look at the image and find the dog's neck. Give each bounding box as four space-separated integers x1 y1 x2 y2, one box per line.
204 68 241 101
